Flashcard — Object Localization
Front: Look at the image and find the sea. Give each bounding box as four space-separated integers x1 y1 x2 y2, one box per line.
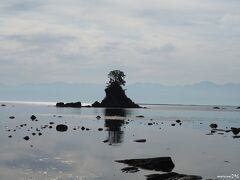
0 101 240 180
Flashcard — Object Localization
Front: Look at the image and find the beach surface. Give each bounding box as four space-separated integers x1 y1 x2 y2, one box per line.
0 101 240 180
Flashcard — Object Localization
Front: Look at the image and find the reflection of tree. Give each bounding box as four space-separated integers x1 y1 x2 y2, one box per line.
104 108 127 145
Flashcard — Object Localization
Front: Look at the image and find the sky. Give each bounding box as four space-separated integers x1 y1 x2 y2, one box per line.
0 0 240 85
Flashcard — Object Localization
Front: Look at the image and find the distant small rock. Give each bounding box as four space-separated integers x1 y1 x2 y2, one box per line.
134 139 146 143
38 133 42 136
176 120 181 123
136 115 144 118
210 123 218 129
81 126 85 130
231 127 240 135
56 102 81 108
148 123 153 126
171 123 176 126
30 115 36 121
98 128 103 131
213 106 220 109
96 115 101 119
56 124 68 132
9 116 15 119
49 122 54 125
8 135 12 138
23 136 30 141
236 107 240 109
92 101 101 107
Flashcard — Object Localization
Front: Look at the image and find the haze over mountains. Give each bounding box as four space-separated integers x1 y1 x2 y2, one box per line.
1 81 239 106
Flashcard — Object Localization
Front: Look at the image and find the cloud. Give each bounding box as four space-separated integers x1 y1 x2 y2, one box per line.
0 0 240 85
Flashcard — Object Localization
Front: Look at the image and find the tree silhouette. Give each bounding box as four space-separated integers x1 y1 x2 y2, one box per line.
107 70 126 87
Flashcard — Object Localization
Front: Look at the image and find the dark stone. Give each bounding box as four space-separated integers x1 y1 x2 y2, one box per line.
92 101 101 107
56 102 81 108
148 123 153 126
38 132 42 136
30 115 36 120
56 102 65 107
96 115 101 119
213 106 220 109
121 166 140 173
9 116 15 119
49 126 53 129
231 127 240 135
56 124 68 132
99 82 140 108
8 135 12 138
98 128 103 131
1 104 6 106
136 115 144 118
81 126 85 130
233 135 240 139
171 123 175 126
49 122 54 125
210 123 218 129
236 107 240 109
116 157 175 172
176 120 181 123
32 133 36 136
145 172 202 180
134 139 146 143
23 136 30 141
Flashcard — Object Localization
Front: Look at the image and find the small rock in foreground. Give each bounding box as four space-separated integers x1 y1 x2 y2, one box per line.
9 116 15 119
56 124 68 132
23 136 30 141
145 172 202 180
209 123 218 129
134 139 146 143
121 166 139 173
136 115 144 118
30 115 36 121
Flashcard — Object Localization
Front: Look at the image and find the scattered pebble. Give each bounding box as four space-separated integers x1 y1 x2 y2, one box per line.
136 115 144 118
9 116 15 119
56 124 68 132
30 115 36 121
23 136 30 141
210 123 218 129
134 139 146 143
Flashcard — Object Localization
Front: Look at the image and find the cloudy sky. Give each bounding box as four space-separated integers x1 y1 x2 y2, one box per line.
0 0 240 85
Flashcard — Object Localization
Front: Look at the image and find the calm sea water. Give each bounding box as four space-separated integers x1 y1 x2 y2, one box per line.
0 101 240 180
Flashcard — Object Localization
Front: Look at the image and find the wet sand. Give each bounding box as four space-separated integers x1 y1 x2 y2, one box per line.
0 102 240 180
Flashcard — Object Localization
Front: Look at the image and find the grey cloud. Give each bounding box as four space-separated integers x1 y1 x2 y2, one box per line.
141 43 176 55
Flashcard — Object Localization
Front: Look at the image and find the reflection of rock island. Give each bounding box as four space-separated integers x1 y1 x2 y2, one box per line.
104 108 128 145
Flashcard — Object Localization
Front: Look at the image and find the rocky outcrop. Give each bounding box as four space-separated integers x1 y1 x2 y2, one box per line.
116 157 175 172
96 82 140 108
56 102 81 108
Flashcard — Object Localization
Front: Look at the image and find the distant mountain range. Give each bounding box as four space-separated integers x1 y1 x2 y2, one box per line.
0 81 239 106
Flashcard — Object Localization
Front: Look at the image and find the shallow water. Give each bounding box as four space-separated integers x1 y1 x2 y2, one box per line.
0 102 240 180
